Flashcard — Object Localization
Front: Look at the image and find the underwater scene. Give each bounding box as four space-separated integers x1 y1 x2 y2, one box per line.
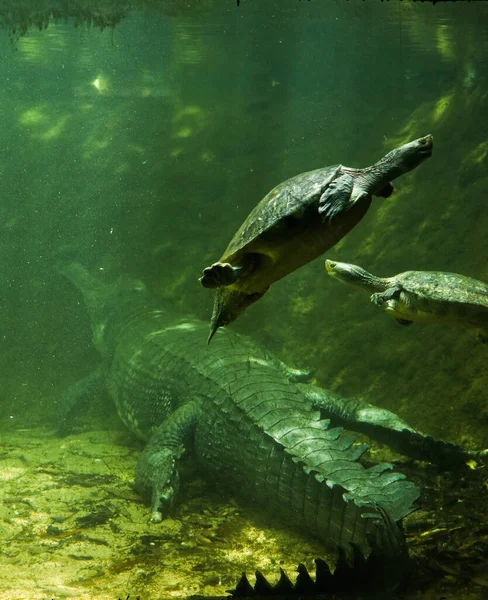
1 1 488 599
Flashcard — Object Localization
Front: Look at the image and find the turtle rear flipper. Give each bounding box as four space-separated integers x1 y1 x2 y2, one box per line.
318 173 354 222
208 287 268 344
200 262 244 288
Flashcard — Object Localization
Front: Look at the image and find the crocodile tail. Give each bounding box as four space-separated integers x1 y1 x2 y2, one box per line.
230 546 411 597
362 503 408 559
57 262 115 314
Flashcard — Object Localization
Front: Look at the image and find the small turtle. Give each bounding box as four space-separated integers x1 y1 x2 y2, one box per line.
325 259 488 341
201 135 433 342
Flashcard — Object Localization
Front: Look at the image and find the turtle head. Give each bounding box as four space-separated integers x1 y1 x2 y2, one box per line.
372 134 433 185
325 259 385 293
357 134 433 195
208 287 267 344
326 259 367 284
386 134 433 171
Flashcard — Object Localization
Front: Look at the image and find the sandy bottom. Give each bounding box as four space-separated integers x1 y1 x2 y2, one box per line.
0 427 329 599
1 426 487 600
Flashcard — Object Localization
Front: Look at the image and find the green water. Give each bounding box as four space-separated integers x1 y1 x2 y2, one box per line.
1 2 487 598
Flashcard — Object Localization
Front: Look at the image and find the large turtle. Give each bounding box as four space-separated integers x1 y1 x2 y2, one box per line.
325 259 488 341
201 135 433 342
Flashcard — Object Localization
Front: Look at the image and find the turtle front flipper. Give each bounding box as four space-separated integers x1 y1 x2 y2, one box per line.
370 286 402 306
318 173 355 222
200 261 244 289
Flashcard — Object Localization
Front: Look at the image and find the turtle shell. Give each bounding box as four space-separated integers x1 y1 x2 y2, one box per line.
220 165 342 264
396 271 488 311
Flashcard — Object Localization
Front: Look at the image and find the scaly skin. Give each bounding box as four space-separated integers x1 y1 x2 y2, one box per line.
61 263 419 561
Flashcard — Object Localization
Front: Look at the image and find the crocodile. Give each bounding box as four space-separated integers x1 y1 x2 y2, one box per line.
58 263 480 568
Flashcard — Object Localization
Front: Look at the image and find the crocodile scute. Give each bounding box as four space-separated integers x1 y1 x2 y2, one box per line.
59 263 419 565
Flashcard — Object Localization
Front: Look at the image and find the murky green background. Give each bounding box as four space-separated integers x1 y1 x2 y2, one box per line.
1 1 486 449
0 2 487 599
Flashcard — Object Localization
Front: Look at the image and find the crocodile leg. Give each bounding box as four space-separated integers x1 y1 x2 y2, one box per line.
56 366 105 437
300 384 487 467
276 361 312 383
135 398 203 523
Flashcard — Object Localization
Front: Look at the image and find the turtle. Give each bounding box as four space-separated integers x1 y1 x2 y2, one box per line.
200 135 434 343
325 259 488 341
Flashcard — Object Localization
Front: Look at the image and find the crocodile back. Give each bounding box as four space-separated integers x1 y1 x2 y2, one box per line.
62 259 417 560
107 311 417 559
